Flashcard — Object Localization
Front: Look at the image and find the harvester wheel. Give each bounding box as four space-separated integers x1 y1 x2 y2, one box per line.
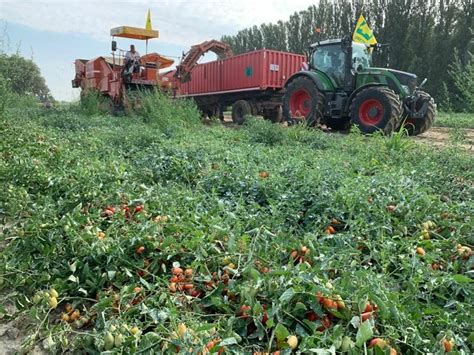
350 86 401 134
283 76 325 126
402 91 436 135
232 100 252 124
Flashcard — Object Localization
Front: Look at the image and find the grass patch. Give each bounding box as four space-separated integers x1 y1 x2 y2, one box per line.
434 111 474 129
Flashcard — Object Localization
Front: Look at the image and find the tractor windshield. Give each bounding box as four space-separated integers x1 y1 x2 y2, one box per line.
352 42 372 70
312 43 345 87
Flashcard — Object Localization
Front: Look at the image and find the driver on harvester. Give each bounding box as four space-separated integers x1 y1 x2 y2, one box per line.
124 44 141 76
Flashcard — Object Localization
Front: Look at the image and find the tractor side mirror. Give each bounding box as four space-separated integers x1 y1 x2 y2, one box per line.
111 41 117 52
418 78 428 89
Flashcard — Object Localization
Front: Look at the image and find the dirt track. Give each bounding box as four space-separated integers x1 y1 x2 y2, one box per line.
412 126 473 151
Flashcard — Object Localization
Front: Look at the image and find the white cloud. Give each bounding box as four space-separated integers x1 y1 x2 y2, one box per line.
1 0 317 46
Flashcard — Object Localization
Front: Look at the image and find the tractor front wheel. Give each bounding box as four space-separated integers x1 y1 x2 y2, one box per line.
350 86 401 134
283 76 325 126
402 91 436 135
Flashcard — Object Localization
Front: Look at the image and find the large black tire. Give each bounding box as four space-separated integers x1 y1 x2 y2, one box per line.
402 91 436 136
283 76 325 126
249 101 259 116
263 106 283 123
232 100 252 124
350 86 401 134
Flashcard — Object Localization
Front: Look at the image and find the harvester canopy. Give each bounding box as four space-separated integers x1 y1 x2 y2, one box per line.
110 26 159 40
140 53 174 69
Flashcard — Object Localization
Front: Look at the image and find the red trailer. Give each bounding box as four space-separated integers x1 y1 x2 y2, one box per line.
171 49 306 123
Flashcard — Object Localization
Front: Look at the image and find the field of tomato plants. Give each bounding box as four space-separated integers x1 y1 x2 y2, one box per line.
0 92 473 354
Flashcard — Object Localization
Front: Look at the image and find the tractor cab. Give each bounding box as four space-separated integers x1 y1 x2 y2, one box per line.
310 38 372 90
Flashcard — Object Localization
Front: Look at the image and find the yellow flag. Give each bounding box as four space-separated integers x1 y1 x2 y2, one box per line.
353 15 377 45
145 9 152 30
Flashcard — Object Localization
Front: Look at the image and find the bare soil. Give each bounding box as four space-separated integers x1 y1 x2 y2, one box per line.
412 126 474 151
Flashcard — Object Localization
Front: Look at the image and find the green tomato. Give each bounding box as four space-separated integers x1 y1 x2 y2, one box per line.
341 336 354 352
32 293 42 304
104 332 114 350
114 333 124 347
49 288 59 298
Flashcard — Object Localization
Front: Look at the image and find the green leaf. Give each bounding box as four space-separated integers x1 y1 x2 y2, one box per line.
244 267 260 281
452 274 472 283
274 323 290 342
67 275 78 283
266 318 275 329
356 321 373 347
220 337 238 346
279 288 295 304
140 278 152 290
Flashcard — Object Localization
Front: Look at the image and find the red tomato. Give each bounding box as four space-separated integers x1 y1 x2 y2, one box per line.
306 311 319 321
361 311 373 321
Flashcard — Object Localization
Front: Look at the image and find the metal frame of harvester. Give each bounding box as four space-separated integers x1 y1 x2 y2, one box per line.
72 25 174 109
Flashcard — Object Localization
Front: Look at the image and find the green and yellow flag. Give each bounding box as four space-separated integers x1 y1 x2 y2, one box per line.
353 15 377 45
145 9 152 30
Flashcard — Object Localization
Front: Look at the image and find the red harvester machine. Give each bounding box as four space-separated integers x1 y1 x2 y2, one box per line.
72 25 175 110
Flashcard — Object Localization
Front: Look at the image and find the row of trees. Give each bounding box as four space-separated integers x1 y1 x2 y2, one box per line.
221 0 473 112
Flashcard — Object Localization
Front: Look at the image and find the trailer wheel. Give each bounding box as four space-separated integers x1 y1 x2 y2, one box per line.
264 106 283 123
232 100 252 124
249 101 259 116
283 76 325 126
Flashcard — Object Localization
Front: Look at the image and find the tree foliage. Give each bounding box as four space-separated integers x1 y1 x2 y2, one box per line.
449 51 474 112
0 53 52 101
221 0 473 112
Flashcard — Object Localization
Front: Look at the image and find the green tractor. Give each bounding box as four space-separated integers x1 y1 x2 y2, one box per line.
282 37 436 135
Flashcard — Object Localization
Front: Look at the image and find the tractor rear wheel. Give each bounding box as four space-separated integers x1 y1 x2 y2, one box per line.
232 100 252 124
402 91 436 135
350 86 401 134
283 76 325 126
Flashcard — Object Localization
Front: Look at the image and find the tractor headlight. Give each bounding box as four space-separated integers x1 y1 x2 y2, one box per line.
401 85 410 95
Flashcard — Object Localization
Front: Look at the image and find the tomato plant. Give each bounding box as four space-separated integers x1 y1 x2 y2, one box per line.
0 94 472 353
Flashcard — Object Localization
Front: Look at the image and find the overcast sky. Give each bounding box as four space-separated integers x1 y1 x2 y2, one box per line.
0 0 317 101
